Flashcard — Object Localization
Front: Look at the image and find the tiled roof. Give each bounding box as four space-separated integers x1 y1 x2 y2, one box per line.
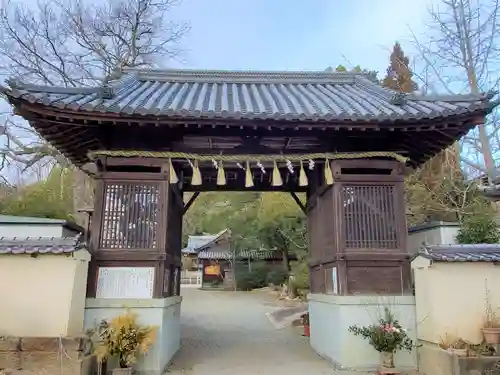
198 249 278 260
2 69 496 122
479 184 500 200
0 236 84 254
181 229 229 254
417 244 500 262
0 215 67 224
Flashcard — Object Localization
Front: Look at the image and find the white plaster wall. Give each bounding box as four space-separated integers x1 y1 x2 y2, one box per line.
412 257 500 344
84 297 182 375
0 224 64 238
440 226 460 244
308 294 417 371
407 224 459 254
0 250 91 337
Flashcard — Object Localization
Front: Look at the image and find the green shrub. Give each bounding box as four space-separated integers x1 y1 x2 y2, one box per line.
236 272 257 291
235 262 269 290
456 214 500 244
266 268 289 285
291 261 309 290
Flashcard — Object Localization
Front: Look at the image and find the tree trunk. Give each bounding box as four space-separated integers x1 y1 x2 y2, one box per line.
282 248 290 271
71 167 94 228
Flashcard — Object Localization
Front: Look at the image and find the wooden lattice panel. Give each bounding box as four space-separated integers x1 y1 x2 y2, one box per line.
100 182 159 249
342 185 398 249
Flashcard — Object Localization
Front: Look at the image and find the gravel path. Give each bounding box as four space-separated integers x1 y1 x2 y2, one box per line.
165 288 335 375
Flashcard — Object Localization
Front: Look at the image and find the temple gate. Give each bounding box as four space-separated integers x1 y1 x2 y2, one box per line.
1 69 496 372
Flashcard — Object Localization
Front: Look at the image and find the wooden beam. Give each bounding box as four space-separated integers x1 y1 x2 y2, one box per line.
289 192 306 214
183 192 200 215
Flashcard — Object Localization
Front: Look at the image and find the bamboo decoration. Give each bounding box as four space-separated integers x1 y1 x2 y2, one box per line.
191 160 202 185
245 161 254 188
216 160 226 185
168 158 179 184
299 160 308 186
271 161 283 186
324 158 334 185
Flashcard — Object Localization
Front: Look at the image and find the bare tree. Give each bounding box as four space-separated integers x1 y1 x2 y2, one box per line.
0 0 189 224
410 0 500 181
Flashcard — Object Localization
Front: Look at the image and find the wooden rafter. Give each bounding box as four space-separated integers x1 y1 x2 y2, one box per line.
289 192 306 214
183 192 200 215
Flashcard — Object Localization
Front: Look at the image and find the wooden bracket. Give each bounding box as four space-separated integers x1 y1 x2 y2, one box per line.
289 192 306 214
183 192 200 215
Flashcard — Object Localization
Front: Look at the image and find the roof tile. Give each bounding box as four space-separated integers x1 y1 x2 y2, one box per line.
417 244 500 262
0 236 84 255
2 69 496 123
198 249 278 260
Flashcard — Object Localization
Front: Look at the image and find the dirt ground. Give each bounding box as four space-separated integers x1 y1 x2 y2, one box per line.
165 288 336 375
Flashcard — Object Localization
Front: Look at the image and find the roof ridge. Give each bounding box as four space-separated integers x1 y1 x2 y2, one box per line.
4 78 102 95
353 75 397 102
122 68 367 84
427 244 500 252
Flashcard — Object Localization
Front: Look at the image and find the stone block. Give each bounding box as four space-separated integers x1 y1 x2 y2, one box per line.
0 351 21 370
20 351 86 375
20 337 82 352
0 338 21 352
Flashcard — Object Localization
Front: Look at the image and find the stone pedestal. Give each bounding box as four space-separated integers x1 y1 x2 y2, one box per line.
307 294 417 372
84 296 182 375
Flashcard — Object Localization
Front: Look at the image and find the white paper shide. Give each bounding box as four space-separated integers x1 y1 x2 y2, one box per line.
96 267 155 298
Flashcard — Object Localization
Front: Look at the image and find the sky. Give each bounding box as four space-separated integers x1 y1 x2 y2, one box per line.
1 0 437 182
166 0 433 74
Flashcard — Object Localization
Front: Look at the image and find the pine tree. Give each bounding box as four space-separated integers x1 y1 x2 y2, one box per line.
380 43 464 223
382 42 418 93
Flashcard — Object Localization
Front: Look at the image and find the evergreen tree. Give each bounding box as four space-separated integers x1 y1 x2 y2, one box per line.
380 43 466 223
382 42 418 93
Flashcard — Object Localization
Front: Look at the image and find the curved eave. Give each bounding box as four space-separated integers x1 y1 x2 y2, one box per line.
2 78 497 124
4 94 493 128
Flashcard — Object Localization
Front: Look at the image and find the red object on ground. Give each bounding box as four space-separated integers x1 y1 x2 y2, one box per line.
303 324 310 337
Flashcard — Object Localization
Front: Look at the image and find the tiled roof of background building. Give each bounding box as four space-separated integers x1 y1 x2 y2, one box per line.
182 229 229 254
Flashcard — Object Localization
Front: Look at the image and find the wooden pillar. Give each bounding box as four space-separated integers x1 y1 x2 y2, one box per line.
86 157 183 299
307 159 411 296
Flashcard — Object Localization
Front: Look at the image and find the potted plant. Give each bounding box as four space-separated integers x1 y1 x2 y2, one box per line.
301 312 310 337
92 309 158 375
448 339 469 356
439 334 468 356
482 287 500 344
348 307 414 369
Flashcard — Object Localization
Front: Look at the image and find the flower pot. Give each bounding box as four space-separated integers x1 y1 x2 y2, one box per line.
303 324 310 337
380 351 395 368
448 348 467 356
482 327 500 344
110 367 133 375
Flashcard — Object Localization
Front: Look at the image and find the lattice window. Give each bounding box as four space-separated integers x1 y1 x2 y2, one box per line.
100 182 159 249
342 185 397 249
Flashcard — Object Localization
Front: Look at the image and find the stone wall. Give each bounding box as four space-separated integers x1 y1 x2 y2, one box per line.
418 344 500 375
0 337 94 375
